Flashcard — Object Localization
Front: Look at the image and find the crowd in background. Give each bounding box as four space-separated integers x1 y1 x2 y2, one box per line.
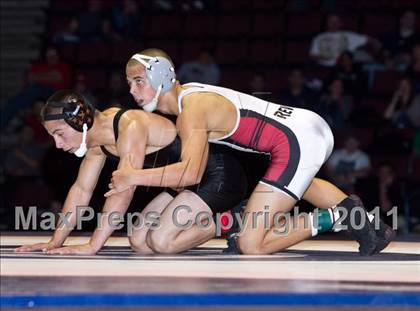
1 0 419 232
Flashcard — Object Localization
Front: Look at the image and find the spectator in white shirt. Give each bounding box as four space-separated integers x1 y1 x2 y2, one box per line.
310 14 381 67
326 136 371 192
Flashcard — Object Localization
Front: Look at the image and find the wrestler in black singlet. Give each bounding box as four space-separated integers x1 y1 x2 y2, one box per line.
100 109 248 214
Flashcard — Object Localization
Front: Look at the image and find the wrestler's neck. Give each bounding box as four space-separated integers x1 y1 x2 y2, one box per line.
156 83 183 116
85 111 116 147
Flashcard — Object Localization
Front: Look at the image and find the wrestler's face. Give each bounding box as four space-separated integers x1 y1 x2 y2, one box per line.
126 63 156 108
43 120 83 154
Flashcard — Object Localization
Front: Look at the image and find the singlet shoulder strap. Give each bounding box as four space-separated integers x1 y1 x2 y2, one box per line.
100 145 119 161
113 108 128 141
100 109 128 160
177 83 207 113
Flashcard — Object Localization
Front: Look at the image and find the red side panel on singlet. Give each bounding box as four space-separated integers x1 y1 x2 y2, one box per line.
229 116 292 181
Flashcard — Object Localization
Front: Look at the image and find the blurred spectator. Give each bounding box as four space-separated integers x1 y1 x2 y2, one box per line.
99 71 134 110
316 78 353 129
247 72 276 101
23 100 51 145
152 0 215 11
2 125 53 223
279 68 318 110
152 0 174 10
53 18 80 44
330 51 368 101
413 129 420 157
355 162 404 226
382 11 420 69
384 78 420 129
409 94 420 128
3 126 46 178
77 0 106 42
27 46 71 90
1 46 71 128
112 0 142 39
249 72 265 94
326 136 371 192
180 0 216 11
100 19 122 43
320 0 342 11
287 0 311 11
309 14 381 67
409 129 420 178
406 44 420 94
178 49 220 85
74 74 98 108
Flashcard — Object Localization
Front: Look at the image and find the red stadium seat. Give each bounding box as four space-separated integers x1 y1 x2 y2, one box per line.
362 15 397 37
219 0 252 11
264 69 288 94
391 0 420 9
51 0 84 11
49 16 72 35
371 71 403 95
184 15 217 38
252 0 286 10
179 41 216 63
410 157 420 182
305 66 331 80
287 12 323 36
357 0 393 9
360 98 388 116
217 15 252 37
214 41 249 64
220 68 251 91
145 40 180 65
58 44 77 63
341 14 361 32
110 42 145 66
252 14 285 37
75 43 110 65
75 69 107 91
144 14 182 38
249 41 284 64
284 41 311 65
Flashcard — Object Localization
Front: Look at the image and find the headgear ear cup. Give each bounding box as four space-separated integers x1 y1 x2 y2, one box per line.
63 98 95 132
145 57 176 93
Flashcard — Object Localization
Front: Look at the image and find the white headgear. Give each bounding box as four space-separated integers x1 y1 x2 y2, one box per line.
130 54 176 112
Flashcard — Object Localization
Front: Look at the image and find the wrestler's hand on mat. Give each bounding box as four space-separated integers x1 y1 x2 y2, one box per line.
105 154 136 197
15 241 60 253
46 243 97 255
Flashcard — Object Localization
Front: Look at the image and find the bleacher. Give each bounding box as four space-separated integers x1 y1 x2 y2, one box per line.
1 0 419 231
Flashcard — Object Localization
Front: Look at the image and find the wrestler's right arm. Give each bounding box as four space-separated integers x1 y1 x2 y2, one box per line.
15 147 106 252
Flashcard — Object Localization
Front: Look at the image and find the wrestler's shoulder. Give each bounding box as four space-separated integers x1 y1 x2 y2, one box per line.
182 91 228 111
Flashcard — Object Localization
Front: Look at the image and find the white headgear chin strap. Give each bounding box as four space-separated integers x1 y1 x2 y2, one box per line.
74 123 88 157
142 85 162 112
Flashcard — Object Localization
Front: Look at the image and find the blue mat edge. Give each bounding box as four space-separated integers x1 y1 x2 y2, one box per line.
2 292 420 308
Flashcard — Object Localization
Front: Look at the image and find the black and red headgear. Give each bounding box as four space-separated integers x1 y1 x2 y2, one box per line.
41 90 95 132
